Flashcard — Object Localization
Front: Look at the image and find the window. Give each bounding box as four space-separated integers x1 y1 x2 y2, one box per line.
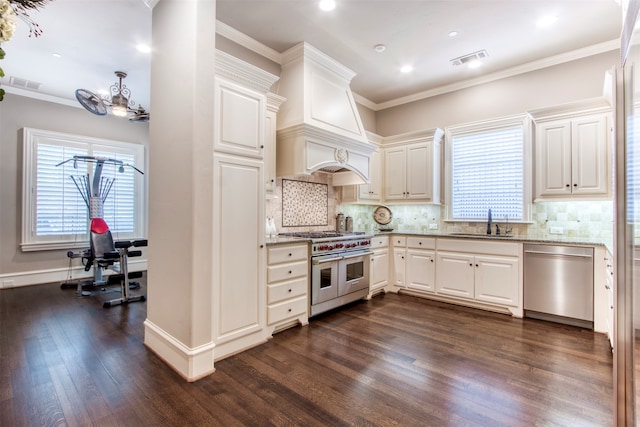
445 115 531 222
22 128 146 251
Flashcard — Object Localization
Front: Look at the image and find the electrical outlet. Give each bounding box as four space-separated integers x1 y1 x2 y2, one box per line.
428 223 438 230
2 280 15 288
550 226 564 234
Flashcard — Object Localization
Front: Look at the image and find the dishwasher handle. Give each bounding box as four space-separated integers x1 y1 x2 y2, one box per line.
524 249 593 259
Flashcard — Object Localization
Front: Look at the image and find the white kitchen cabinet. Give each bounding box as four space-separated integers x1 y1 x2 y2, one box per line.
266 243 309 335
534 111 610 200
435 251 475 298
211 51 280 360
382 129 443 203
265 93 287 196
390 235 436 294
436 239 521 313
341 133 383 204
214 77 266 159
212 153 267 359
368 235 389 297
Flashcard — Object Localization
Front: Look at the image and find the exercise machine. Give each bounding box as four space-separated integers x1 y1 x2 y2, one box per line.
58 155 147 307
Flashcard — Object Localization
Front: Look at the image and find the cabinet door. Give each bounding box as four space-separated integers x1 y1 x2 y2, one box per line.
213 154 265 347
370 249 389 291
406 143 432 200
393 248 406 287
474 255 519 307
384 147 407 200
436 252 474 298
359 149 382 200
406 249 435 293
571 115 608 196
535 121 572 197
264 109 277 194
214 78 265 159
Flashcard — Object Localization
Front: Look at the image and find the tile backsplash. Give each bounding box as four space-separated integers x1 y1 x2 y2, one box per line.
267 173 613 242
339 201 614 241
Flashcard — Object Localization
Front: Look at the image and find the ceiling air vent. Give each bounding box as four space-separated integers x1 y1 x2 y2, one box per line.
450 50 489 66
9 76 42 91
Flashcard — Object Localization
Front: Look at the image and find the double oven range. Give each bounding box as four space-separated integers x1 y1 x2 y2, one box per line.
278 231 373 316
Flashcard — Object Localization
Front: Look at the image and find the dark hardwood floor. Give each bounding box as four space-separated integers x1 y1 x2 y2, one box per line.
1 276 613 426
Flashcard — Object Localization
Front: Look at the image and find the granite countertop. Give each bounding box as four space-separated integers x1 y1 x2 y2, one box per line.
374 231 613 253
266 231 611 252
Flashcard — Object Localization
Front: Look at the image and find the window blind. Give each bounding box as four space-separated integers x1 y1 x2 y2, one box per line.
93 150 136 233
451 126 524 221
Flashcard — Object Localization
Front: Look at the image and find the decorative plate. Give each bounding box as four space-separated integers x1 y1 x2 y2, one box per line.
373 205 393 225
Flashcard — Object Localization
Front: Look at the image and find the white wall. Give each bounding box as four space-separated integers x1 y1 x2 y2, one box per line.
0 94 148 286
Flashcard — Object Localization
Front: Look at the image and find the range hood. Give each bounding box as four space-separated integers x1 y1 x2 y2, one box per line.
275 42 375 185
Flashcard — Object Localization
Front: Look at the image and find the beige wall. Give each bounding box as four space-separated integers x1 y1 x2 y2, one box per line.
0 94 148 279
375 50 619 136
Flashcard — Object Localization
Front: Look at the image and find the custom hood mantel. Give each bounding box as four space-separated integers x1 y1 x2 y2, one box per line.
275 42 375 185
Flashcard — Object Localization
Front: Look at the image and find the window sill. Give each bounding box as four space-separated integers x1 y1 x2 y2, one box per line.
21 241 89 252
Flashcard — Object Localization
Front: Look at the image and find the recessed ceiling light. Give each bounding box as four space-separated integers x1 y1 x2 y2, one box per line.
374 44 386 53
137 44 152 53
536 15 558 28
51 53 62 58
467 60 482 69
319 0 336 11
448 30 459 37
400 65 413 73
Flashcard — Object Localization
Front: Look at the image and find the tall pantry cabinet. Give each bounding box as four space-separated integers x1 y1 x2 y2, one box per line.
212 51 280 360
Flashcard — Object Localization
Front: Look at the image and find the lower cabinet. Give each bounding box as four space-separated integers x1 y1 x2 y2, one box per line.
391 236 436 293
386 235 522 316
369 235 390 296
436 239 521 311
266 243 309 335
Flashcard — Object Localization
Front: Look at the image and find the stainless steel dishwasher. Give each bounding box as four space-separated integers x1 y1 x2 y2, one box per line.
523 244 594 328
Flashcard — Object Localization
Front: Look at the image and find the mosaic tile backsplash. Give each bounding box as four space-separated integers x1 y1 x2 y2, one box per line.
281 179 328 226
267 172 613 243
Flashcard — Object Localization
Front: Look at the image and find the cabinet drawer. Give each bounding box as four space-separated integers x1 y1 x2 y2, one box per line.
268 261 308 283
268 295 307 325
267 277 308 304
407 236 436 250
268 244 308 264
392 236 407 247
371 235 389 249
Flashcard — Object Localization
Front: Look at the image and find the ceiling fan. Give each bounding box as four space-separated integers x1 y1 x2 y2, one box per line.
75 71 150 123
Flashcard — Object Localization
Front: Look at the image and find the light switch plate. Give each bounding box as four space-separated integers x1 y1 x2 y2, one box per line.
428 223 438 230
550 226 564 234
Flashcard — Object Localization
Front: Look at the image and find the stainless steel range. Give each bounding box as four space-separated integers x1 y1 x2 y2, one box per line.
278 231 373 316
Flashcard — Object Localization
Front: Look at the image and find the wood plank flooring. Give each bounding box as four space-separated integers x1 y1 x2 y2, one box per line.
1 276 613 426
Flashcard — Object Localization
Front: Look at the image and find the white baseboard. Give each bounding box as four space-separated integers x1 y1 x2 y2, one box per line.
0 259 148 289
144 319 216 382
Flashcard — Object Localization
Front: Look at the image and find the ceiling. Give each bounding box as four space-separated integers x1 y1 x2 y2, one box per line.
1 0 623 113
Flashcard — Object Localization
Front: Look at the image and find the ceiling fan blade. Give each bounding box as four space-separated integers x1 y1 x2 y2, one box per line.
75 89 108 116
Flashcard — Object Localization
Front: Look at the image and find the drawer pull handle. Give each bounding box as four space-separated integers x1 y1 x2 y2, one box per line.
605 285 610 290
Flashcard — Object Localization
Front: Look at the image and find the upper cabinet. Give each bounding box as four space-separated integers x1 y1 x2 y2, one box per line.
531 99 612 200
341 132 382 204
214 51 280 160
383 129 443 203
265 93 287 195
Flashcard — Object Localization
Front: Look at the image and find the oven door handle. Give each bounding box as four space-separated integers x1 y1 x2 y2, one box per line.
342 251 374 260
312 256 343 265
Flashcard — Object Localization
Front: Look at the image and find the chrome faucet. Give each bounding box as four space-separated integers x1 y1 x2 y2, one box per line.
486 208 492 235
504 215 513 236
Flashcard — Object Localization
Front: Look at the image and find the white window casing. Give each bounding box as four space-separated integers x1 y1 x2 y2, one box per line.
21 128 146 251
444 115 532 222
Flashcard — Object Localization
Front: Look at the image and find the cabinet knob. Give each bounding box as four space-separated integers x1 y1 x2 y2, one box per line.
430 259 433 263
288 253 292 257
475 263 479 267
566 184 570 187
288 270 292 274
288 288 292 293
605 285 610 290
288 308 292 312
418 242 422 245
260 145 264 149
573 183 578 187
469 263 473 267
260 244 264 248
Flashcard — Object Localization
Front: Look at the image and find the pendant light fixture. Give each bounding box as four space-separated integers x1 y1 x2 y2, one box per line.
75 71 149 122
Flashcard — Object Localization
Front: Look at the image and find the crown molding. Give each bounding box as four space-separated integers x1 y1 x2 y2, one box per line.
370 39 620 111
216 20 283 65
